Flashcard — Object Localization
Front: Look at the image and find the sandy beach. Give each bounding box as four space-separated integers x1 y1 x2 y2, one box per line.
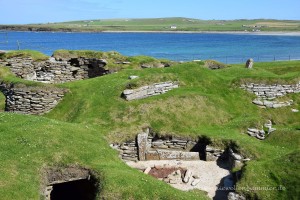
102 30 300 36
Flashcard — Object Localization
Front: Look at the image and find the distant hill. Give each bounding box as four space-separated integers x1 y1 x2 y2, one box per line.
1 17 300 32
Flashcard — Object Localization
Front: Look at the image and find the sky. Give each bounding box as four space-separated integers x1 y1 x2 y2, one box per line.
0 0 300 24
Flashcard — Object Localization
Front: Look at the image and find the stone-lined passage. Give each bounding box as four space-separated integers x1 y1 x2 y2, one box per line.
0 83 67 115
122 81 179 101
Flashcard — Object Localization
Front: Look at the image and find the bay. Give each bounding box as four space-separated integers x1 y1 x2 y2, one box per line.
1 31 300 63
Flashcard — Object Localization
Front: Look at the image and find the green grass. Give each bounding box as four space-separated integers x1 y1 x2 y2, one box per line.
0 113 208 200
0 50 49 61
0 52 300 199
2 18 300 32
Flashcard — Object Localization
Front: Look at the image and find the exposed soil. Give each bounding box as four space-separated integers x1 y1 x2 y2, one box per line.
148 167 186 179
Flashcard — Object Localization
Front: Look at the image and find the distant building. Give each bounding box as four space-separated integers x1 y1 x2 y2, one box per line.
170 25 177 29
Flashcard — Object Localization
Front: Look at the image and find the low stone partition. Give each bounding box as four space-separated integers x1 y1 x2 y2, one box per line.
0 83 67 115
240 82 300 108
205 146 248 169
0 56 108 83
240 82 300 100
111 130 201 162
122 81 179 101
111 129 249 169
252 98 293 108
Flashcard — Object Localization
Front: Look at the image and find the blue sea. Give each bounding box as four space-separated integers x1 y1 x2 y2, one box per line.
1 31 300 63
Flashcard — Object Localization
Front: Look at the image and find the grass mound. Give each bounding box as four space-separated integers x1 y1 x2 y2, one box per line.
0 50 49 61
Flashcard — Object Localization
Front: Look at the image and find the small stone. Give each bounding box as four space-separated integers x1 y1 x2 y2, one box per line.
256 134 265 140
247 128 259 133
292 109 299 112
191 178 201 186
232 153 243 160
268 127 276 134
167 170 182 184
123 90 133 95
264 120 272 128
143 167 151 174
129 75 139 80
252 99 264 106
183 169 192 183
192 175 200 179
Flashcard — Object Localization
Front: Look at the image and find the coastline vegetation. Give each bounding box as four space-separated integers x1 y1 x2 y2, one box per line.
1 17 300 32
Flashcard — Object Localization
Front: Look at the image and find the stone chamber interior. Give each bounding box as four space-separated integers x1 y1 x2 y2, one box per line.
50 178 98 200
44 167 100 200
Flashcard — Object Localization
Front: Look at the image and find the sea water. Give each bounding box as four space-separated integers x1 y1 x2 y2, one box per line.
1 31 300 63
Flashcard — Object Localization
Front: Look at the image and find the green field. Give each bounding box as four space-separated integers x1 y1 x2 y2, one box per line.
1 17 300 32
0 50 300 199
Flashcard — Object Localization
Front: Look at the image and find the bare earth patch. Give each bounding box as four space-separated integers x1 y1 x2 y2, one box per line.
126 160 231 200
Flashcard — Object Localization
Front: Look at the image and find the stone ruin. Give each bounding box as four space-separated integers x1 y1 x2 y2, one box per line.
240 82 300 108
122 81 179 101
246 120 277 140
111 129 249 200
0 56 108 84
43 166 99 200
0 83 67 115
111 129 249 169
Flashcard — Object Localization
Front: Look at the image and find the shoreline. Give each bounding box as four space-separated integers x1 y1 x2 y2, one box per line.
101 30 300 36
1 29 300 36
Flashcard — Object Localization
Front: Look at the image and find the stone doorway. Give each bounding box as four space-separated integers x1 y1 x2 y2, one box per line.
43 166 99 200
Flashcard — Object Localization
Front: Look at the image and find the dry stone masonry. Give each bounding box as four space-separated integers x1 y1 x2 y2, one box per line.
111 129 249 170
246 120 276 140
0 83 67 115
111 131 200 162
0 56 108 83
122 81 179 101
113 130 250 200
240 82 300 108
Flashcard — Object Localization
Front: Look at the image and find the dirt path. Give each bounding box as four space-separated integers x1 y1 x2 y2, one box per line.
126 160 231 199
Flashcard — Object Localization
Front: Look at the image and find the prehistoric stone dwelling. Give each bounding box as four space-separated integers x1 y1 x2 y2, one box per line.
0 83 67 115
112 129 248 170
0 56 108 84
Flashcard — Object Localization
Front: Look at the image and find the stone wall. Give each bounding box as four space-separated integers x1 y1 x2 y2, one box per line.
111 130 249 170
205 146 248 169
0 83 67 115
0 56 108 83
111 130 201 162
240 82 300 99
122 81 179 101
240 82 300 108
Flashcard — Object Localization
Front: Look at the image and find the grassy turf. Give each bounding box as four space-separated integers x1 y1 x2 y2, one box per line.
0 51 299 199
0 50 49 61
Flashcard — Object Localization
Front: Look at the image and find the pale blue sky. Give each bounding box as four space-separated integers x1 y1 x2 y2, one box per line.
1 0 299 24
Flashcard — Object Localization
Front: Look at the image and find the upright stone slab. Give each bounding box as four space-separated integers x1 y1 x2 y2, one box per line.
245 58 254 69
137 132 149 161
